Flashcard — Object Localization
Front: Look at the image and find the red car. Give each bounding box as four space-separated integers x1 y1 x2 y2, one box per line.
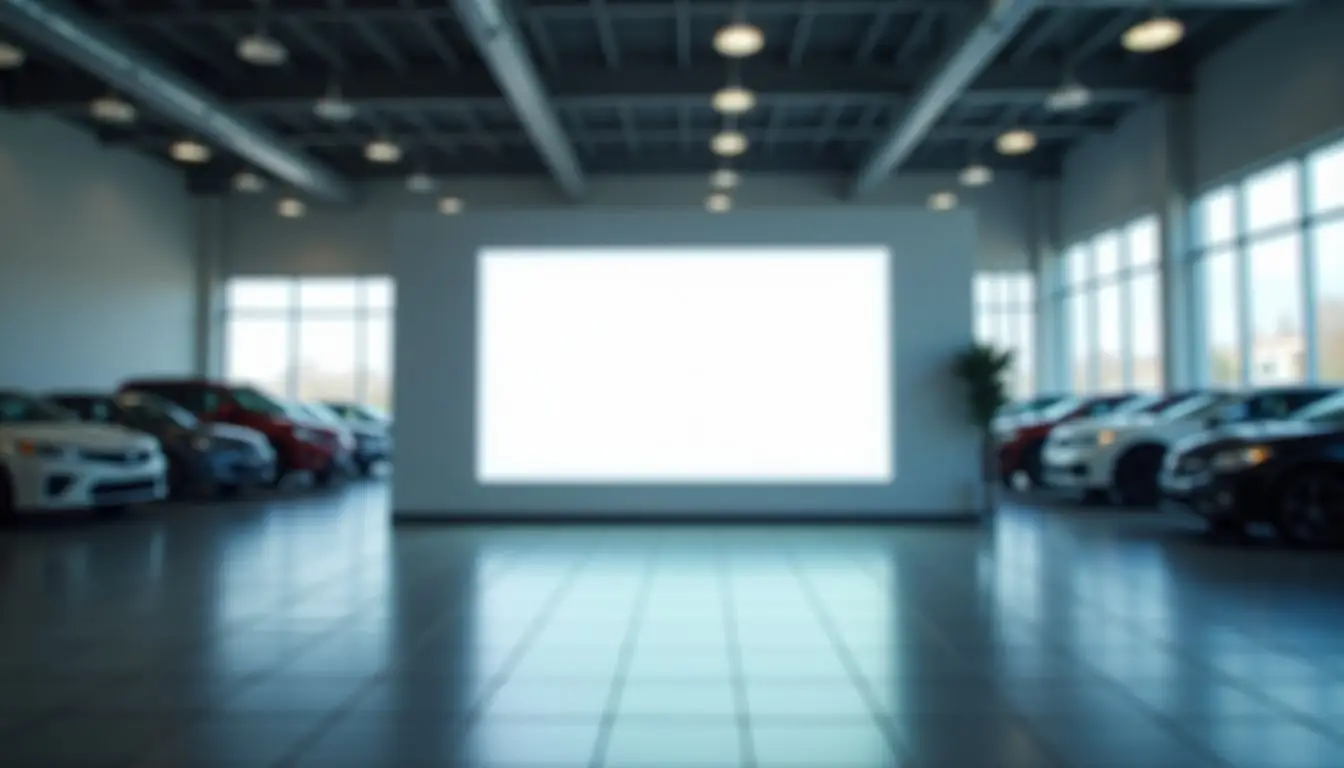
999 394 1137 490
118 378 347 486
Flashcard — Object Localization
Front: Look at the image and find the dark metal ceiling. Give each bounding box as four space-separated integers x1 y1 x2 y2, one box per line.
0 0 1294 197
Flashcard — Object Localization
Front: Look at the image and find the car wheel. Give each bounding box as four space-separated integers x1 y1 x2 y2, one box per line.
314 465 337 488
1274 468 1344 548
96 505 129 518
217 483 241 498
269 455 289 488
166 459 190 500
356 459 374 478
1111 445 1165 508
1081 489 1109 505
0 470 15 522
1205 517 1248 544
1019 440 1045 489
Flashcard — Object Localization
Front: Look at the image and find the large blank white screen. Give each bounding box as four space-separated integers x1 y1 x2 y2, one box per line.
478 248 893 483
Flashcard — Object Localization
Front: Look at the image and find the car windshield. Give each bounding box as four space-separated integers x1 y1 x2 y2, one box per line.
230 386 288 416
1289 391 1344 423
117 391 198 429
1157 393 1226 421
1037 397 1082 421
303 403 345 425
0 392 76 423
1111 394 1162 415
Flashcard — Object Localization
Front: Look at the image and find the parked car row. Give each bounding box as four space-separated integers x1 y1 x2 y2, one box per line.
996 386 1344 546
0 377 392 519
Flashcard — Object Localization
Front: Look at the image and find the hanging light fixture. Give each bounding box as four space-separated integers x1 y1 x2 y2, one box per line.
711 130 749 157
1121 14 1184 53
995 129 1038 156
232 171 267 193
713 23 765 58
313 80 356 122
959 163 993 188
277 197 306 218
712 86 756 115
169 139 212 164
0 40 25 69
710 169 741 190
236 28 288 66
406 172 436 193
438 196 464 215
927 191 958 211
705 193 733 213
90 94 137 125
1046 74 1093 112
364 138 402 164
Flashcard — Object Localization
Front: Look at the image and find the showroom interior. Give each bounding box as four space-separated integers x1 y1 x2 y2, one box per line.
2 0 1344 766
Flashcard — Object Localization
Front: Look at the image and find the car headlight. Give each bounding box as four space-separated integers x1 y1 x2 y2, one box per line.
1210 445 1272 473
191 435 213 451
16 440 68 459
1097 429 1117 447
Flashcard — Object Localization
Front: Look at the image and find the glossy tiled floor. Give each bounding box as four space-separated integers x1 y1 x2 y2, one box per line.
2 484 1343 767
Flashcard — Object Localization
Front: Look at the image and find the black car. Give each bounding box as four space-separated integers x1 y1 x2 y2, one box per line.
321 402 392 476
49 391 277 497
1159 389 1344 546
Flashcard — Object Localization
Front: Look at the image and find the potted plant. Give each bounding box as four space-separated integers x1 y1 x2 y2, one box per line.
952 343 1014 514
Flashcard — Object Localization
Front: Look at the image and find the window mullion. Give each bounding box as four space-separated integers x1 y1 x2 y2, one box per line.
1234 189 1253 386
1300 163 1320 381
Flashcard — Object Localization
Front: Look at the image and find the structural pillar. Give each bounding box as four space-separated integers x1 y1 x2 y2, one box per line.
1155 95 1197 389
193 195 226 378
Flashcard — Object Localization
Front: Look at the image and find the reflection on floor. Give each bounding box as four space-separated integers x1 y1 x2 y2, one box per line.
1 484 1343 767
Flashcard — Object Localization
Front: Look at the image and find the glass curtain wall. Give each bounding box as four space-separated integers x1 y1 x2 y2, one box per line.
973 272 1036 398
222 277 395 410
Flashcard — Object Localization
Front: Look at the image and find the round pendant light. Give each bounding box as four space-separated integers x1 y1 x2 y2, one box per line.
1046 77 1092 112
438 196 464 215
0 41 26 69
314 81 356 122
710 169 741 190
236 32 288 66
958 164 993 188
277 197 306 218
90 95 137 125
705 193 732 213
712 86 757 115
364 138 402 164
927 191 958 211
406 172 436 193
711 130 749 157
714 23 765 58
232 171 267 193
995 129 1038 156
1121 16 1184 53
169 139 212 164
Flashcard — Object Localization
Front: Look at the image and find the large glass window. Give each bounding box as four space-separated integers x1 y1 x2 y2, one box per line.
1055 215 1163 395
1191 139 1344 386
221 276 395 410
973 272 1036 398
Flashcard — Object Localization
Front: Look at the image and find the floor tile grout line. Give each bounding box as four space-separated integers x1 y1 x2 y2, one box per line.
587 547 660 768
784 553 923 768
717 549 756 768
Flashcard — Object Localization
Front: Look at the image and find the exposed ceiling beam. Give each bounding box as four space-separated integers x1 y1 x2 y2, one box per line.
0 0 351 201
450 0 584 199
3 64 1168 112
850 0 1041 196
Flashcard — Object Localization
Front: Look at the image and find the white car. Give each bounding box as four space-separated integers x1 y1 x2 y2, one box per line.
1042 387 1336 506
0 391 168 516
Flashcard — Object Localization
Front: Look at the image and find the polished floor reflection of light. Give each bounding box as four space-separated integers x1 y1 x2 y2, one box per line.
1 485 1343 767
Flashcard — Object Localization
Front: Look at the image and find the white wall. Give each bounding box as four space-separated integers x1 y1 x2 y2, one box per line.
0 111 197 390
219 172 1034 276
392 209 979 518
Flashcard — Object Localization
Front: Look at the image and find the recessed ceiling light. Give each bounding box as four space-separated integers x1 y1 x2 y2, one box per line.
407 172 436 193
712 86 756 115
928 191 958 211
711 130 749 157
438 196 464 215
364 138 402 164
90 95 137 125
706 193 732 213
233 171 266 193
169 139 211 164
995 129 1037 156
1121 16 1184 53
1046 78 1092 112
959 164 993 187
710 169 740 190
0 41 25 69
713 22 765 58
313 92 356 123
277 197 306 218
236 32 288 66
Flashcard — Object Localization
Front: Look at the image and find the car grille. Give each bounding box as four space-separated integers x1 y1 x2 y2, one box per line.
81 449 151 465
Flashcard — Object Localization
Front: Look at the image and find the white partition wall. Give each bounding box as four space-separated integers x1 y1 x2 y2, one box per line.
391 209 978 518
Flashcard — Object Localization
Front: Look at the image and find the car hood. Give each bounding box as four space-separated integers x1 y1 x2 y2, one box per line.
0 422 158 451
1172 419 1333 457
